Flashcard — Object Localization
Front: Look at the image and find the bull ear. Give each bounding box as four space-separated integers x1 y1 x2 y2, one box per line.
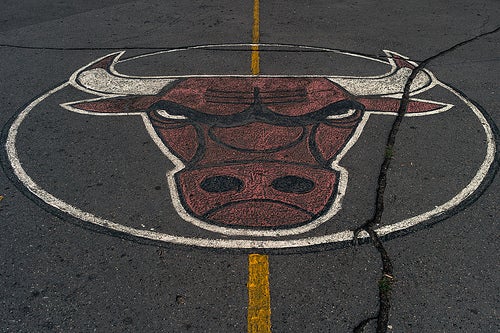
357 96 453 116
61 95 159 115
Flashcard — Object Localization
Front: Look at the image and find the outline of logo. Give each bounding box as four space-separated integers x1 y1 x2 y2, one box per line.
3 44 497 250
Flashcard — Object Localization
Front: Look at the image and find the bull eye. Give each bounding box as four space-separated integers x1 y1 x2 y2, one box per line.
326 109 357 119
157 109 188 120
200 176 243 193
271 176 315 194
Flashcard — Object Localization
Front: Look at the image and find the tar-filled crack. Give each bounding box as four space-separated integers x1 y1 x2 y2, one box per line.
351 26 499 333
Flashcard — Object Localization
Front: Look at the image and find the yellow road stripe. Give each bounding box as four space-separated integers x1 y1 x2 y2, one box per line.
247 254 271 333
251 0 260 75
248 2 270 332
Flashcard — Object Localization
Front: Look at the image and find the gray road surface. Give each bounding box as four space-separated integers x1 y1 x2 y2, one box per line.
0 1 498 332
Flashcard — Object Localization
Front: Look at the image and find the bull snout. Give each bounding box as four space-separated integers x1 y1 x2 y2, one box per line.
176 162 338 228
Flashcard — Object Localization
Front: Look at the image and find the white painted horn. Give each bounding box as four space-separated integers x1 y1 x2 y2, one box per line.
70 50 436 98
327 50 436 97
69 51 176 96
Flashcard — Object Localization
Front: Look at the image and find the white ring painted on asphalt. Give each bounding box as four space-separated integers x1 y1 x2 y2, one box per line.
5 45 496 249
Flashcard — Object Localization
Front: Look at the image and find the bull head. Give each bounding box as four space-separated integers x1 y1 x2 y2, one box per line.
61 51 452 236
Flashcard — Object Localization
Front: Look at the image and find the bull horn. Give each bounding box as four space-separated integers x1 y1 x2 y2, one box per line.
69 51 176 96
327 50 436 96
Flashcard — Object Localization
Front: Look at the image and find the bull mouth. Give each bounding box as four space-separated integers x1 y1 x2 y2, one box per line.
201 199 316 228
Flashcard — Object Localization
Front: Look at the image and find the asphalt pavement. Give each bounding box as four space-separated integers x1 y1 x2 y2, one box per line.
0 1 498 332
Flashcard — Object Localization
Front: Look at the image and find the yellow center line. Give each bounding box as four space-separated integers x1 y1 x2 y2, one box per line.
251 0 260 75
247 254 271 333
248 2 270 332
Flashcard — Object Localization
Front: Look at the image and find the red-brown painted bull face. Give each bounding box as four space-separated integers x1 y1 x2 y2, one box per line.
63 51 450 234
147 77 363 228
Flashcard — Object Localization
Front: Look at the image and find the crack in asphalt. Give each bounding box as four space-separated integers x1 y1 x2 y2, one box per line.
351 26 500 333
0 42 408 66
1 37 498 68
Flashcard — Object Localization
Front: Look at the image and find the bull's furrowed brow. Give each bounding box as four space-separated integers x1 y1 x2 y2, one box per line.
150 99 364 126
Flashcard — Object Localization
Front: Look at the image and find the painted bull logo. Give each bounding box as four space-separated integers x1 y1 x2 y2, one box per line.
62 50 451 236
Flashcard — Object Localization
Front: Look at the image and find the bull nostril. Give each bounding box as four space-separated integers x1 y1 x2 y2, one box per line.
200 176 244 193
271 176 315 194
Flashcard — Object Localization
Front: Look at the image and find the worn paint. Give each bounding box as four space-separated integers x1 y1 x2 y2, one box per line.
3 44 496 249
62 53 451 236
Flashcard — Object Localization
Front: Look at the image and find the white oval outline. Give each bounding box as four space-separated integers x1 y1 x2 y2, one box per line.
4 45 496 249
